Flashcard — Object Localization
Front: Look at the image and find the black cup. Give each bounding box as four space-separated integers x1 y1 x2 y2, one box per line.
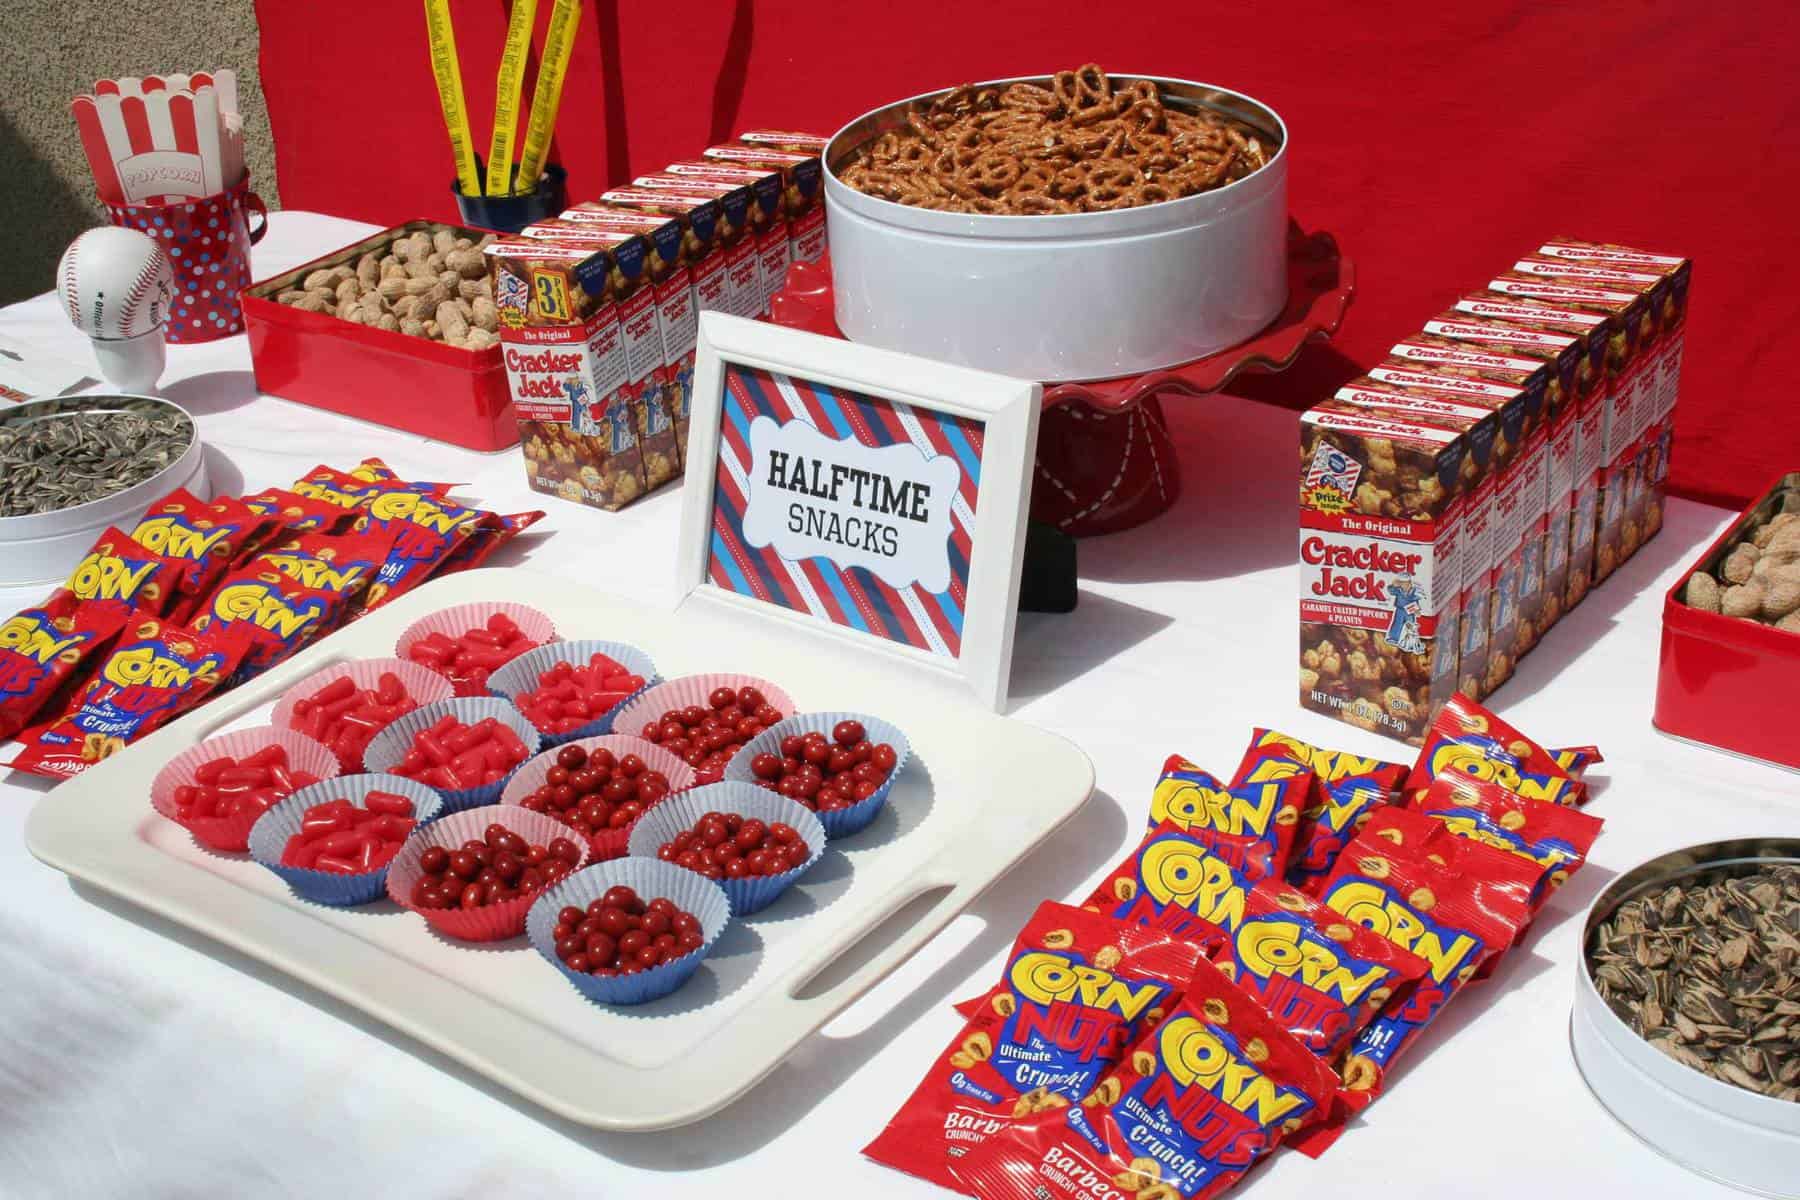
452 163 569 234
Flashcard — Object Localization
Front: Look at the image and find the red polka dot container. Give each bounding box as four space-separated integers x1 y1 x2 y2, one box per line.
106 176 268 343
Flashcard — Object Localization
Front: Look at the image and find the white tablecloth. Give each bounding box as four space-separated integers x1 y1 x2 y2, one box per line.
0 212 1784 1200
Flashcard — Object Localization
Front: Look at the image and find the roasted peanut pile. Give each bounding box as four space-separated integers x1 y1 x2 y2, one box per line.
272 226 500 350
839 64 1271 215
1683 502 1800 632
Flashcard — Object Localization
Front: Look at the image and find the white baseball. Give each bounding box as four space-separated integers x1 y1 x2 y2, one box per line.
57 227 175 340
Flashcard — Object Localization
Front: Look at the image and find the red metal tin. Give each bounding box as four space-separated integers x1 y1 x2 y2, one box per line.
1654 471 1800 770
240 220 518 452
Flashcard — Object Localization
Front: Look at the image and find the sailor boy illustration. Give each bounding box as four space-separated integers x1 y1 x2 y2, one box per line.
565 377 599 437
1386 575 1426 655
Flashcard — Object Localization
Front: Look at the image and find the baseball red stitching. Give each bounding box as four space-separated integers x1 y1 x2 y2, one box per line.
120 246 166 331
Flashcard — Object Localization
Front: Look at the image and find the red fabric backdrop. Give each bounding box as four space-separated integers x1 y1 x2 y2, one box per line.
256 0 1800 509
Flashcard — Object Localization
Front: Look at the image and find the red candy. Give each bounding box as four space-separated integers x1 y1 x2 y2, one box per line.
172 744 321 823
408 821 580 909
516 743 672 841
747 721 895 812
288 671 418 766
637 684 784 783
279 791 417 873
551 886 705 975
390 714 529 791
656 810 810 880
404 612 540 694
514 653 646 735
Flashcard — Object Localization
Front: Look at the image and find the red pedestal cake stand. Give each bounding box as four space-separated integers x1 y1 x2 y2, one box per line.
767 221 1355 536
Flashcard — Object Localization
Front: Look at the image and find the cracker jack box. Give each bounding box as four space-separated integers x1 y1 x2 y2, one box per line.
1419 308 1596 619
703 142 826 263
663 159 790 313
1530 239 1693 551
1361 361 1544 667
1483 271 1658 576
624 177 759 321
538 212 699 460
1329 374 1521 697
519 221 683 487
483 239 649 512
591 191 734 322
1298 404 1477 745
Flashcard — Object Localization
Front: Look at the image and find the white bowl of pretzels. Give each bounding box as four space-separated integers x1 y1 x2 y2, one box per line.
824 66 1288 382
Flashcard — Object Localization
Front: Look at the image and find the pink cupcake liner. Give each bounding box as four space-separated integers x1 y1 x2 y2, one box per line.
150 726 341 853
269 657 455 772
394 602 556 697
609 674 793 783
500 734 697 862
385 805 590 942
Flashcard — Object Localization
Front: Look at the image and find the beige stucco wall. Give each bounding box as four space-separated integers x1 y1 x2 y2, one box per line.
0 0 278 303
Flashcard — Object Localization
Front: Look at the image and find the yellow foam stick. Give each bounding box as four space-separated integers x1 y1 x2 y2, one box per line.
515 0 580 187
423 0 481 196
485 0 539 196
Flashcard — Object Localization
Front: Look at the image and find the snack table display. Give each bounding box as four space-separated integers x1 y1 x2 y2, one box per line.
0 213 1789 1197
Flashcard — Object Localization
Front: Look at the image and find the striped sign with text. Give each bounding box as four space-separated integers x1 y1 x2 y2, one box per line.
708 364 984 659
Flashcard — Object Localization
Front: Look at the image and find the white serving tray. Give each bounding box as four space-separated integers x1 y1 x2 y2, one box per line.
24 569 1093 1130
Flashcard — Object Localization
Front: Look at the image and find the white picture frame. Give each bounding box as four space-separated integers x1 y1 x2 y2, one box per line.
676 313 1041 711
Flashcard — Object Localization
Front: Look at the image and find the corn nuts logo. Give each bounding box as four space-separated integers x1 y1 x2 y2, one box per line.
262 553 367 593
1323 879 1476 984
132 515 229 561
1233 918 1387 1005
1154 1016 1307 1125
66 550 156 601
1153 777 1281 837
102 643 221 690
0 615 82 667
1140 837 1247 929
365 490 475 534
209 583 326 639
1007 952 1162 1022
1427 741 1568 804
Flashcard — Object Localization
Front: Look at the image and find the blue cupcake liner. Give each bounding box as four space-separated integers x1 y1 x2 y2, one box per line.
723 711 911 838
487 639 660 747
527 857 731 1007
626 782 826 916
248 773 444 906
362 696 541 814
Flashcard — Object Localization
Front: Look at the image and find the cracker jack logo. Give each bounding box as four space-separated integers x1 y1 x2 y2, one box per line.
1386 577 1426 654
743 415 961 592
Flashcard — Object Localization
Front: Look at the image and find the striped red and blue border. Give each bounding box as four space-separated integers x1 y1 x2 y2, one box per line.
708 364 983 659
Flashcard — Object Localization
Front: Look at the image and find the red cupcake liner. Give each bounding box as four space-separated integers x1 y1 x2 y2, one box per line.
499 734 696 861
150 726 341 852
269 657 455 772
608 673 793 783
384 805 590 942
393 601 556 697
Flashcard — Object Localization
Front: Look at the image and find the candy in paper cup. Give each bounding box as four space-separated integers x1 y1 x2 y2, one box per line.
609 673 794 782
150 726 340 853
270 657 454 772
394 601 556 697
487 639 658 746
500 734 697 861
724 712 911 838
248 773 443 906
527 857 730 1007
363 696 540 813
385 805 588 941
626 781 826 916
